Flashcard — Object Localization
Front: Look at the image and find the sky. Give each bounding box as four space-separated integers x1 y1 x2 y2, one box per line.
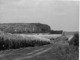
0 0 79 31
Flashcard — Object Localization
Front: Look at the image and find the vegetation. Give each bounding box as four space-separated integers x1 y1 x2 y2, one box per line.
28 35 79 60
0 32 50 51
50 30 63 34
0 23 51 33
0 31 79 60
69 33 79 47
29 45 78 60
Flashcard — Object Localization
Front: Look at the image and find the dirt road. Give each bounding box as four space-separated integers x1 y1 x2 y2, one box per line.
0 45 52 60
14 47 52 60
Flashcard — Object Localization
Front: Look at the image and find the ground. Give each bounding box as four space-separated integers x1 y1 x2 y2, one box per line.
0 36 78 60
0 32 79 60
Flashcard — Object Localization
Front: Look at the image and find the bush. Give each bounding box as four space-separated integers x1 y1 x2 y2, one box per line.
69 33 79 47
49 30 63 34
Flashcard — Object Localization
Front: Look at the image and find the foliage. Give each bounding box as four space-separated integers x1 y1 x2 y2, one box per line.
0 32 50 50
0 23 51 33
69 33 79 46
50 30 63 34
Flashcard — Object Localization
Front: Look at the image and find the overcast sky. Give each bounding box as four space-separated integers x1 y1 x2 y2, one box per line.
0 0 79 31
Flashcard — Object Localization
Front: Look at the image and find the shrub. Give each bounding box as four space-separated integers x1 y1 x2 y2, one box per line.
69 33 79 47
49 30 63 34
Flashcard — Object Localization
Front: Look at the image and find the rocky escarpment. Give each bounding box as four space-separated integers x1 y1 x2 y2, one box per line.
0 23 51 33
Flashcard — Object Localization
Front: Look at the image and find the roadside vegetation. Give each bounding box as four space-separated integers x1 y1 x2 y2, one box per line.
0 31 79 60
30 45 78 60
69 33 79 47
28 33 79 60
0 31 50 51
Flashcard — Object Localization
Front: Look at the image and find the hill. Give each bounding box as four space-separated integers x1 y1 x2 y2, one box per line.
0 23 51 33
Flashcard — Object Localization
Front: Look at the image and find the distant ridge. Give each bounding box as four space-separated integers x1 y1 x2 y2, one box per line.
0 23 51 33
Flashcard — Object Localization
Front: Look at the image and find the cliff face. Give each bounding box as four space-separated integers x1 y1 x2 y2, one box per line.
0 23 51 33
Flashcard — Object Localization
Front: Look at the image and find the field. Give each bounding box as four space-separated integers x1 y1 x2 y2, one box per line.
0 31 79 60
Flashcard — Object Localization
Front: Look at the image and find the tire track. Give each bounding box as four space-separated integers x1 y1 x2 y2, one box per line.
0 48 44 58
13 47 52 60
0 45 49 57
0 47 32 57
26 48 44 55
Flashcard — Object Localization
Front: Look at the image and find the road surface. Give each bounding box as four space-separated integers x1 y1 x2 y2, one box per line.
0 44 53 60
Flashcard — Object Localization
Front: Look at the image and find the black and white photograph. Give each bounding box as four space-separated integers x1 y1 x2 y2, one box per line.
0 0 79 60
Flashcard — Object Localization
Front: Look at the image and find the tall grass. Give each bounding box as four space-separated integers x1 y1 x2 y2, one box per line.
0 32 50 51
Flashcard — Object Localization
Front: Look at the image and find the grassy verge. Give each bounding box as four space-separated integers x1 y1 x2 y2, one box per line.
27 45 78 60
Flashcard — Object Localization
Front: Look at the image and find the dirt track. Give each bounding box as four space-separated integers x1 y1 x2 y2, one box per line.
14 47 52 60
0 44 52 60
